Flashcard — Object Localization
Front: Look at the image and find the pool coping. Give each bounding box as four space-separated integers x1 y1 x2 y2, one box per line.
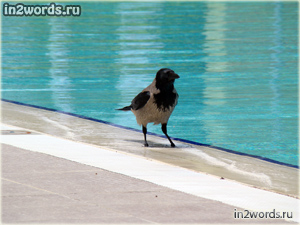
1 99 299 198
2 98 298 169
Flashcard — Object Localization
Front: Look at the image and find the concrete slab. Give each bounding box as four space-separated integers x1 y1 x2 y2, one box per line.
1 100 299 224
1 100 299 198
2 144 294 224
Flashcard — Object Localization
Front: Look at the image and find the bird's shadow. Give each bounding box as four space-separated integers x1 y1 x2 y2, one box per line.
125 139 173 148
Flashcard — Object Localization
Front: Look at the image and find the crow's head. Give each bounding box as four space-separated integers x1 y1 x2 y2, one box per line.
155 68 179 90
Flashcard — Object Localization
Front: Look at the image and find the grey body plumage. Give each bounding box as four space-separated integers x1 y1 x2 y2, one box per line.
117 68 179 147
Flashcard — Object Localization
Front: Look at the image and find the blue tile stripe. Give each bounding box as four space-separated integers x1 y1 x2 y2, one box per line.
2 98 298 169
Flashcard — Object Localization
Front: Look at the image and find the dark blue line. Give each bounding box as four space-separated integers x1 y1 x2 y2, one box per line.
2 98 299 169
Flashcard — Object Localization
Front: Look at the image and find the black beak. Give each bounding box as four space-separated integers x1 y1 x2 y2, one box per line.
168 73 180 81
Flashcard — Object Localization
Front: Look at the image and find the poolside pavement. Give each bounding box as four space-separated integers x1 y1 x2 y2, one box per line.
1 144 273 224
1 100 299 224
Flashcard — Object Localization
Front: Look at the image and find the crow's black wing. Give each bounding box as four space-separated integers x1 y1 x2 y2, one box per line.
131 91 150 110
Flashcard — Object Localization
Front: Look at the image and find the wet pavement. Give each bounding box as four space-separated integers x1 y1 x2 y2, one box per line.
2 101 298 198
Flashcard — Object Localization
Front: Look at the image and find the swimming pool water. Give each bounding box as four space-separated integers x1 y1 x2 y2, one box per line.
2 2 298 166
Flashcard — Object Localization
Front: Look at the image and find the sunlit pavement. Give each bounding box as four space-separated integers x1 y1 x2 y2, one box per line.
1 124 298 224
1 101 299 223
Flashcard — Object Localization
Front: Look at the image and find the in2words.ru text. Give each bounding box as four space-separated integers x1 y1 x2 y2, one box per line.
3 2 81 17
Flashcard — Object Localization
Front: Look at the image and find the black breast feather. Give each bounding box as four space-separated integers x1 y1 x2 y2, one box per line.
154 91 178 111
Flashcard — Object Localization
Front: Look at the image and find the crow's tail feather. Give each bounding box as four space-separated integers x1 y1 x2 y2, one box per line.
116 106 132 111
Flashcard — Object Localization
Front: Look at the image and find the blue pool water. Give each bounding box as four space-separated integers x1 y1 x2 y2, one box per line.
2 2 298 166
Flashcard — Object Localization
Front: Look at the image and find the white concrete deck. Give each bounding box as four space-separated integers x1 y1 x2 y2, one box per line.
1 100 299 223
1 100 298 197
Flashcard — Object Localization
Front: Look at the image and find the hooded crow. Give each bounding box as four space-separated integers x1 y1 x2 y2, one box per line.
117 68 179 147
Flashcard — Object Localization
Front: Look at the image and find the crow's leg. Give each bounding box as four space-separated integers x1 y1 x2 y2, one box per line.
162 123 175 147
143 126 149 147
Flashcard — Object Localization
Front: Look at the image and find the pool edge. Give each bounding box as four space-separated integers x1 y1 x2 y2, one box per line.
2 98 298 169
1 99 299 198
